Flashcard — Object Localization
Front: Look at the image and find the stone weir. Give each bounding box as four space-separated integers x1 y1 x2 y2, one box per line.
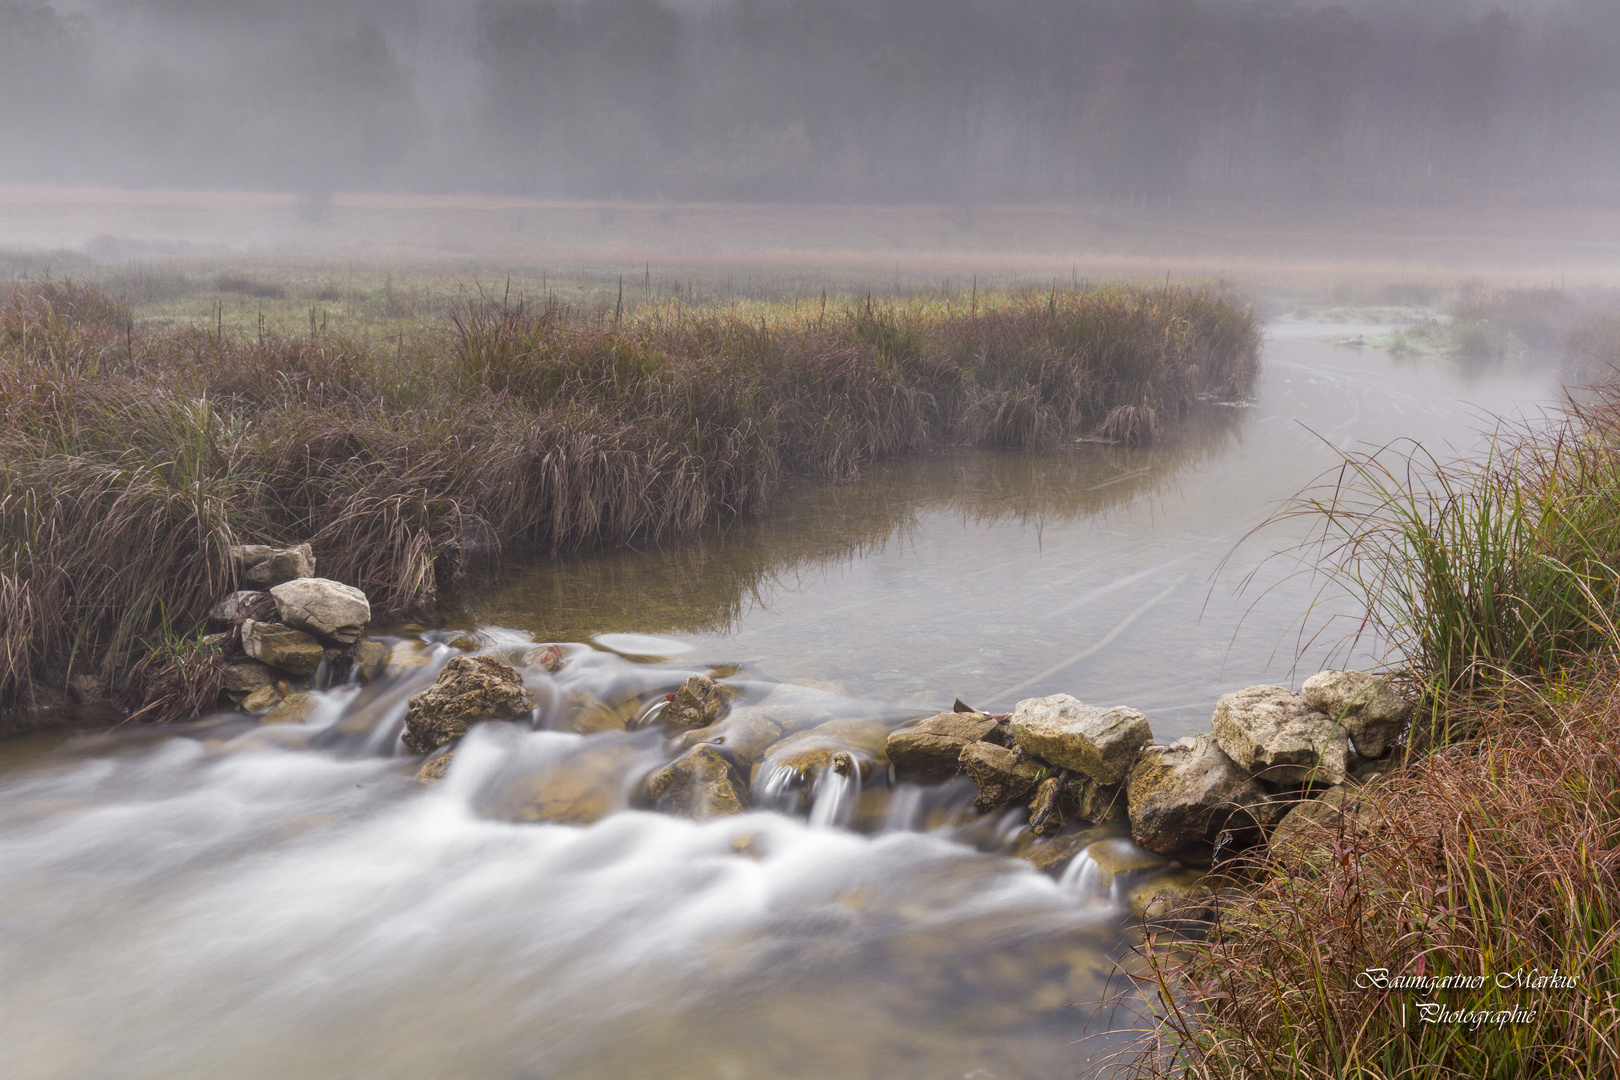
202 553 1411 918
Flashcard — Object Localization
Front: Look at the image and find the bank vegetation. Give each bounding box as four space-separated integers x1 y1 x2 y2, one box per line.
1126 382 1620 1077
0 278 1257 719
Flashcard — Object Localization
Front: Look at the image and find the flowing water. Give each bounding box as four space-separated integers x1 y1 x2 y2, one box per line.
0 328 1568 1080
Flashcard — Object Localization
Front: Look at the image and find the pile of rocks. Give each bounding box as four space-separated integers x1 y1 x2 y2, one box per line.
210 543 371 722
391 651 1409 870
886 671 1411 863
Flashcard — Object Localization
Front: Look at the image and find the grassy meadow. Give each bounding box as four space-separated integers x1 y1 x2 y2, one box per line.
0 274 1258 719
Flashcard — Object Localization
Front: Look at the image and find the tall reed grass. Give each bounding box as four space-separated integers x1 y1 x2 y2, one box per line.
0 278 1258 716
1127 377 1620 1079
1125 673 1620 1080
1266 385 1620 745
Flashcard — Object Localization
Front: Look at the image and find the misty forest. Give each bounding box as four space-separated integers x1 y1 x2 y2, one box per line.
4 0 1620 202
2 2 1619 1080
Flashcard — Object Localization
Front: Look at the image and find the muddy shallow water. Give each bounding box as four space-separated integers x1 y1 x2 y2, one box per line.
0 329 1568 1080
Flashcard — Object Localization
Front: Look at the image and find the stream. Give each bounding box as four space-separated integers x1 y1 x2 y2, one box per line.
0 327 1567 1080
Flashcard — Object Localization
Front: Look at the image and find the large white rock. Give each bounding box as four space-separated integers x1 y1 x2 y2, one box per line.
1211 685 1347 785
1126 735 1280 858
1302 670 1412 759
270 577 370 645
1009 693 1153 785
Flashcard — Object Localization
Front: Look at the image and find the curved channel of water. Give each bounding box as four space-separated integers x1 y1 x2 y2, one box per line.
0 329 1567 1080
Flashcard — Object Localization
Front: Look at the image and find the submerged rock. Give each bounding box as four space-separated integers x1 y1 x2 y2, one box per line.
234 543 315 588
646 745 750 819
1017 825 1113 873
401 655 532 754
676 706 785 768
1126 867 1215 922
1211 685 1347 786
958 741 1044 812
1126 736 1273 859
1081 837 1170 890
559 690 632 735
270 578 370 645
522 644 566 673
241 619 325 676
1009 694 1152 785
663 675 728 730
416 750 456 784
262 692 316 725
885 711 997 782
485 744 640 825
1301 669 1412 759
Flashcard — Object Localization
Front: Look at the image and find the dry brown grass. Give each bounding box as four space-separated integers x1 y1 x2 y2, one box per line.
0 278 1257 719
1124 672 1620 1079
1124 375 1620 1079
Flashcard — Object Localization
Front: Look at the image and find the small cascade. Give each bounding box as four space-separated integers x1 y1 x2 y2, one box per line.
1058 852 1109 905
879 784 925 832
754 763 804 814
807 753 862 829
632 698 670 729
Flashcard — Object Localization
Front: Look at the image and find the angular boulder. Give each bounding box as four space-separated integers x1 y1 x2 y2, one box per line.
235 543 316 588
262 691 317 725
663 675 727 729
401 655 532 754
242 684 282 712
220 656 274 693
270 578 370 645
646 745 750 819
241 619 325 676
1302 669 1412 759
958 741 1045 812
885 711 998 782
208 590 274 624
1126 736 1273 858
1211 685 1347 786
1009 694 1152 785
352 639 389 681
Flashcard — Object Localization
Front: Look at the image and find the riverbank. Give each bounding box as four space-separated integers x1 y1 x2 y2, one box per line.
0 278 1257 723
1127 380 1620 1078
